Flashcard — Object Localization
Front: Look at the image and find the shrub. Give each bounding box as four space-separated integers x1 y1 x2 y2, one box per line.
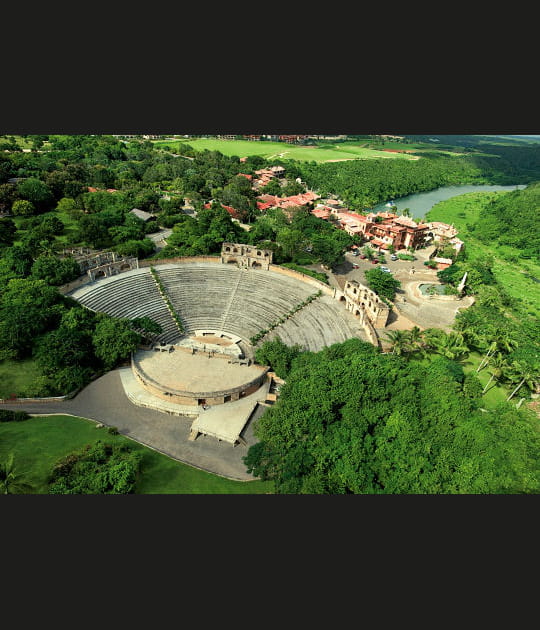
0 409 30 422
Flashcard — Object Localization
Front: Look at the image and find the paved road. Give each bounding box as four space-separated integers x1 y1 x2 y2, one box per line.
1 370 260 481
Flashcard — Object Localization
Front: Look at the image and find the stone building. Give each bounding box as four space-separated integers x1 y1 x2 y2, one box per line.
221 243 273 269
339 279 390 328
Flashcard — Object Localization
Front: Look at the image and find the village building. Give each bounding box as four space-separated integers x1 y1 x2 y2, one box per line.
130 208 155 222
203 202 242 220
277 135 309 144
256 191 320 214
309 203 464 257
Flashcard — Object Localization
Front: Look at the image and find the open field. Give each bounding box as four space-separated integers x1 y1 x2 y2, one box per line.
0 414 272 494
153 139 418 162
340 139 466 156
424 191 540 317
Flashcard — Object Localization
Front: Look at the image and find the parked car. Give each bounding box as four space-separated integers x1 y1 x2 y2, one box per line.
379 265 391 273
359 254 367 259
352 250 359 256
371 258 379 264
390 254 398 261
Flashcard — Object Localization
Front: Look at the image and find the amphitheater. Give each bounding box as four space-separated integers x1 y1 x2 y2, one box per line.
67 252 372 446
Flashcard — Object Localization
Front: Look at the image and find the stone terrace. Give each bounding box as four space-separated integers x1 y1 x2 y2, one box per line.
68 262 365 353
68 268 180 344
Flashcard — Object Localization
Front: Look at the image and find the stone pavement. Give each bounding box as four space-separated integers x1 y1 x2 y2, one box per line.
0 369 263 481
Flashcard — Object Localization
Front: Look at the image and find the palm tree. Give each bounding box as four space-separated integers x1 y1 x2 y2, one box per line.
424 330 469 361
384 330 410 356
482 353 508 394
505 361 540 402
476 331 518 373
363 245 374 260
0 453 35 494
407 326 424 355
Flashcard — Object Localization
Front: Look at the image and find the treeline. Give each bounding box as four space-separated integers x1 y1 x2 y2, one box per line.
158 203 355 269
468 182 540 261
295 149 540 210
0 276 162 395
244 337 540 494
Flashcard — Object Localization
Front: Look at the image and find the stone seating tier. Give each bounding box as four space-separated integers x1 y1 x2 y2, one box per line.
68 263 363 352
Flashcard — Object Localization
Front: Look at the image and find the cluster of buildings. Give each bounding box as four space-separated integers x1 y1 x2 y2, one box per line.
205 163 463 263
257 191 320 214
311 202 463 258
252 165 286 188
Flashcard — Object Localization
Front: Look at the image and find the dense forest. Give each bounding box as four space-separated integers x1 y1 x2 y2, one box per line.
295 147 540 209
466 182 540 261
245 337 540 494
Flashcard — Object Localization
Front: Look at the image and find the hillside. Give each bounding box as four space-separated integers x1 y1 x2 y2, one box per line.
471 182 540 261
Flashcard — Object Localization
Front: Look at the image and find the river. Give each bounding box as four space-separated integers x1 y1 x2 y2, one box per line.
372 184 527 220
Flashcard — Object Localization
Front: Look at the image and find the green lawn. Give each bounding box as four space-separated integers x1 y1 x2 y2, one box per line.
153 139 417 163
0 414 272 494
424 191 540 317
0 358 46 399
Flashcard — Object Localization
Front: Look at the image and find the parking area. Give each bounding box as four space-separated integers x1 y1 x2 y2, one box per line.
333 245 437 287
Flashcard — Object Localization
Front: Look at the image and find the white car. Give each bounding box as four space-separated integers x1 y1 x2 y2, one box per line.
379 266 391 273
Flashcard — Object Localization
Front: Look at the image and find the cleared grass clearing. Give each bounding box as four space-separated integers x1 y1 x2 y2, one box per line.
153 138 416 162
0 414 272 494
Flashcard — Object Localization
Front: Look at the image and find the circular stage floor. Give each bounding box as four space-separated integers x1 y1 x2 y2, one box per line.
133 346 267 399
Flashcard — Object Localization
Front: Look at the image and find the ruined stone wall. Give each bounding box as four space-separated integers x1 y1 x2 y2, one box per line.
221 242 273 269
343 280 390 328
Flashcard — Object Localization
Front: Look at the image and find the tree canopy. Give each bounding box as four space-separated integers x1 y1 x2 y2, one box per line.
244 338 540 494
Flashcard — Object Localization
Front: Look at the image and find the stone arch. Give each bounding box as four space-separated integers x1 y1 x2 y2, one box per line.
252 260 261 268
95 270 106 278
227 258 237 264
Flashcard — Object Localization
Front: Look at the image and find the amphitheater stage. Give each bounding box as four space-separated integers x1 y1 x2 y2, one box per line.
119 365 271 446
133 346 269 406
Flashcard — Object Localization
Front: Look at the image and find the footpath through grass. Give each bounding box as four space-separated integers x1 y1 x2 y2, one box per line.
0 414 272 494
425 191 540 318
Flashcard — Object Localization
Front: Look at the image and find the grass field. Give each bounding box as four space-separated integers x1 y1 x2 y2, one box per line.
0 414 272 494
424 191 540 317
339 139 466 156
0 358 45 399
153 139 418 163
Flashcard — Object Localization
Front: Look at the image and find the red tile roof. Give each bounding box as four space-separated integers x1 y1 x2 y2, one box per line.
311 207 331 219
237 173 253 180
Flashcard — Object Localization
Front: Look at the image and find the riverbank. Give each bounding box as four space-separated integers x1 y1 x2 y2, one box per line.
373 183 526 219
